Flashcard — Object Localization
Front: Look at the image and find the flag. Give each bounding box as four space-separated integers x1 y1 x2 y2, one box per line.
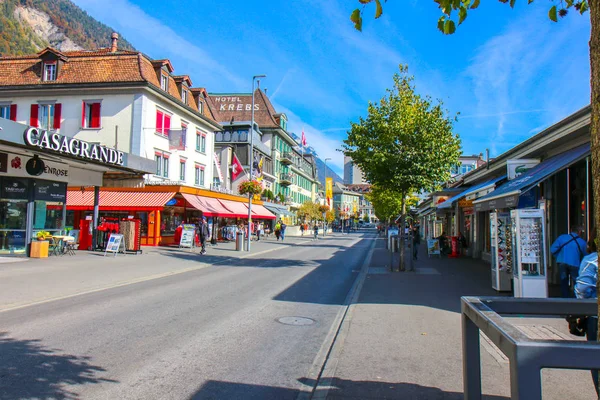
301 129 307 146
256 157 264 181
213 153 223 183
231 153 245 181
325 177 333 206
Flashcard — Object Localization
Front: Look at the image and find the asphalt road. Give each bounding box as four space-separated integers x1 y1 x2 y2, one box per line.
1 233 373 400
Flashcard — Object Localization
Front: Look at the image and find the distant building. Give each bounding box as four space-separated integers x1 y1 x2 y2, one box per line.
343 155 367 185
451 154 486 178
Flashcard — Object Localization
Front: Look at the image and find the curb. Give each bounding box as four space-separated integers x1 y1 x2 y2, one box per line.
296 233 377 400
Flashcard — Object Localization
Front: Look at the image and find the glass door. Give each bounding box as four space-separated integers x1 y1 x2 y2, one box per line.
0 199 28 254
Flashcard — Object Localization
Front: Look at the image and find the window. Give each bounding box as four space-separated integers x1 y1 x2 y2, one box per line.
179 159 186 181
82 101 101 129
156 109 171 136
182 89 188 104
161 74 168 91
195 131 201 151
43 63 57 81
155 152 169 178
195 164 205 186
201 134 206 153
0 104 15 121
39 104 55 130
198 100 204 114
195 131 207 153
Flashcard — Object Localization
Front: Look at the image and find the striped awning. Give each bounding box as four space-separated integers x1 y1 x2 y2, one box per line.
246 204 277 220
218 199 251 218
67 190 176 210
181 193 232 217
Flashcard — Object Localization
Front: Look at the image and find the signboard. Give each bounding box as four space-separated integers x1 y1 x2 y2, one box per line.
507 159 539 180
427 239 441 257
34 180 66 202
213 153 223 183
458 199 473 208
179 224 196 249
0 151 69 182
1 177 29 199
212 96 260 112
325 177 333 206
432 195 450 207
104 233 124 256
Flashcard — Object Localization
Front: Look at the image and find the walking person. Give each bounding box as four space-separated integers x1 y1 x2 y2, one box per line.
412 227 421 261
574 233 599 395
274 220 281 241
280 221 287 241
198 216 209 255
551 225 587 298
313 223 319 240
300 223 305 236
256 222 262 241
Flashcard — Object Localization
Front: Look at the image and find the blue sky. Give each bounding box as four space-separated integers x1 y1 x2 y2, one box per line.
73 0 591 175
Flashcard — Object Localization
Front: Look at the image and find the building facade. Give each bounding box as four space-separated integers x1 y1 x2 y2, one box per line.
343 155 367 185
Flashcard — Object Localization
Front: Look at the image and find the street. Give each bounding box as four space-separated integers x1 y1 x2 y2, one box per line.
0 233 374 400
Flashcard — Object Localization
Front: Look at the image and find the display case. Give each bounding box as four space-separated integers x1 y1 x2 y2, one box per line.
510 209 548 298
490 212 512 292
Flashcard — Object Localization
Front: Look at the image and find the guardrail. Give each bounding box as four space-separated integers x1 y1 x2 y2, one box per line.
462 296 600 400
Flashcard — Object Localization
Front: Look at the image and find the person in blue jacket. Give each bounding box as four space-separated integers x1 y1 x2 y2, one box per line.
551 225 587 298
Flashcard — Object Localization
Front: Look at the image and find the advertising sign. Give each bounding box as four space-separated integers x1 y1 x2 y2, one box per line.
507 159 539 180
325 177 333 206
1 177 29 199
104 234 124 256
34 180 66 202
427 239 441 257
179 224 196 249
0 151 69 182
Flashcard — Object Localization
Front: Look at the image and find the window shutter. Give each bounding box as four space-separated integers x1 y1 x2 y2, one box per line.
164 114 171 136
91 103 101 128
81 101 86 128
53 103 62 129
29 104 39 127
9 104 16 121
156 111 163 134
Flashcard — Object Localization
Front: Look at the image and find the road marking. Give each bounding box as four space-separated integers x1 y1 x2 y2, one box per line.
0 239 315 313
296 233 377 400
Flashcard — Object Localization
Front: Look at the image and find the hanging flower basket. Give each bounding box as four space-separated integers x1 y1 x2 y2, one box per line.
238 180 263 196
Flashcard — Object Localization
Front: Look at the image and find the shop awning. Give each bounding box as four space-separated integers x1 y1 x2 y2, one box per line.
246 204 277 220
218 199 252 218
473 144 590 211
67 190 176 210
181 193 233 217
263 203 294 217
436 175 506 210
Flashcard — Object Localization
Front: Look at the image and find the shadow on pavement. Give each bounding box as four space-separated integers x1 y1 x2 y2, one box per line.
0 332 116 399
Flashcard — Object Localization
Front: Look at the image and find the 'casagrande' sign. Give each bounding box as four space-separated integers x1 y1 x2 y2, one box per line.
24 128 124 166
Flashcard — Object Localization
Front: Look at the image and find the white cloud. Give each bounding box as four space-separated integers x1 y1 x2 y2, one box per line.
71 0 246 89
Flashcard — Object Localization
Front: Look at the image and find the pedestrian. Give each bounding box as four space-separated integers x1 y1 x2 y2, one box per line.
280 221 287 241
412 227 421 260
275 220 281 241
551 225 587 298
198 216 209 255
574 233 598 396
300 223 305 236
313 223 319 240
257 222 262 241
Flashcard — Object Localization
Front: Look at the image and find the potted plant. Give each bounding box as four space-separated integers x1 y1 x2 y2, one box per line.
36 231 50 241
238 180 263 197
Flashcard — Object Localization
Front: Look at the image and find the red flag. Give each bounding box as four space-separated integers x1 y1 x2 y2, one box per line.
231 153 245 181
301 129 307 146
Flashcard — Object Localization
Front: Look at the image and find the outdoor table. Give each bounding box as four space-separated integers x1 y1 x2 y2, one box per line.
51 236 76 255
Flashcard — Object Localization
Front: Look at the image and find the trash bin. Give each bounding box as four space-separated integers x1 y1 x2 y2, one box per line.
236 231 244 251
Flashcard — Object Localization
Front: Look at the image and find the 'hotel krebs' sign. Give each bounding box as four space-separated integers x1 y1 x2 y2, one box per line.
213 97 260 112
24 128 125 166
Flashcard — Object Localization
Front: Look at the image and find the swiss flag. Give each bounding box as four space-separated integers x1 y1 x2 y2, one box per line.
301 129 307 146
231 153 245 181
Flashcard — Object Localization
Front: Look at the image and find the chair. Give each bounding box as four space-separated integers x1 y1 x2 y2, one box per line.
48 237 62 256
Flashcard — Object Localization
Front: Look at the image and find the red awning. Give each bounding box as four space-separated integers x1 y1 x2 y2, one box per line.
67 191 176 211
245 204 276 220
181 193 233 217
218 199 251 218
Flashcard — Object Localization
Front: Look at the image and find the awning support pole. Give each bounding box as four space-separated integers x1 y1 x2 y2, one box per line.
92 186 100 250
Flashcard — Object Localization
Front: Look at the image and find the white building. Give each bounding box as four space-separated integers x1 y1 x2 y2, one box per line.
343 155 367 185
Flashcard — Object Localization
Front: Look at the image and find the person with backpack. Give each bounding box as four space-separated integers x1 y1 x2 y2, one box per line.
280 221 287 241
274 221 282 241
412 227 421 261
551 225 588 298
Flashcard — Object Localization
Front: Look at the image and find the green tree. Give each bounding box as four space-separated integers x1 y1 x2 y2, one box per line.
367 185 403 225
343 66 461 271
296 201 321 223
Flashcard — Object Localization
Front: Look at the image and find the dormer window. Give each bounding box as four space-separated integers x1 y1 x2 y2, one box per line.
44 63 57 81
182 89 188 104
198 100 203 114
161 74 168 91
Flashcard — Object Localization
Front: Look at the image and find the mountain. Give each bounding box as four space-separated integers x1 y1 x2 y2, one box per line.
0 0 135 56
289 132 343 187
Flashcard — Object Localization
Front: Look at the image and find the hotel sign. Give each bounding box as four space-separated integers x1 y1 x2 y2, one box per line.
212 96 260 112
24 127 124 166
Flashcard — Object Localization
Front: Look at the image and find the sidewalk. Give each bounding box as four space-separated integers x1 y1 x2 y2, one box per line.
317 236 597 399
0 234 315 312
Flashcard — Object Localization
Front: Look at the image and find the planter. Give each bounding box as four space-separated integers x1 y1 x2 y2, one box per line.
30 240 49 258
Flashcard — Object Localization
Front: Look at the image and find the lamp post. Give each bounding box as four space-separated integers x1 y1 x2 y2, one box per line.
247 74 266 252
324 157 331 237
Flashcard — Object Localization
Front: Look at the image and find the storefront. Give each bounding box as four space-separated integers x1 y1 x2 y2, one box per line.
0 118 155 256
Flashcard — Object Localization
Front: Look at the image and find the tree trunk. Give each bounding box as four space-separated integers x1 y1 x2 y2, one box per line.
591 2 600 395
398 194 407 272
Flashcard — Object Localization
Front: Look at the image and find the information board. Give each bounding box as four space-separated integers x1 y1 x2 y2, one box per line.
179 226 196 249
427 239 441 257
104 233 124 256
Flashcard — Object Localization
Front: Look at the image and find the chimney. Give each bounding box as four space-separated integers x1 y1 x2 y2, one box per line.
264 88 268 95
111 32 119 53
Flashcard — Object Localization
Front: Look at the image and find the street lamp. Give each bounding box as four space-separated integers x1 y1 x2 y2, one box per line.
324 157 331 236
247 74 266 252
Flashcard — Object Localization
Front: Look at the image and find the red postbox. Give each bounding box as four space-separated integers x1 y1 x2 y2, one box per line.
78 219 93 251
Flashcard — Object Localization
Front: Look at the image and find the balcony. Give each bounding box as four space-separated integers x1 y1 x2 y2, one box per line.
279 152 294 165
280 173 294 186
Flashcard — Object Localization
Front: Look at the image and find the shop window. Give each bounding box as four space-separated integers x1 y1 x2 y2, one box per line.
82 101 101 129
160 209 182 235
135 212 148 236
33 201 64 231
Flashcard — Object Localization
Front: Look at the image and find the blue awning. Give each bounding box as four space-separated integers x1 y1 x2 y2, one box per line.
473 144 590 210
436 175 506 210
